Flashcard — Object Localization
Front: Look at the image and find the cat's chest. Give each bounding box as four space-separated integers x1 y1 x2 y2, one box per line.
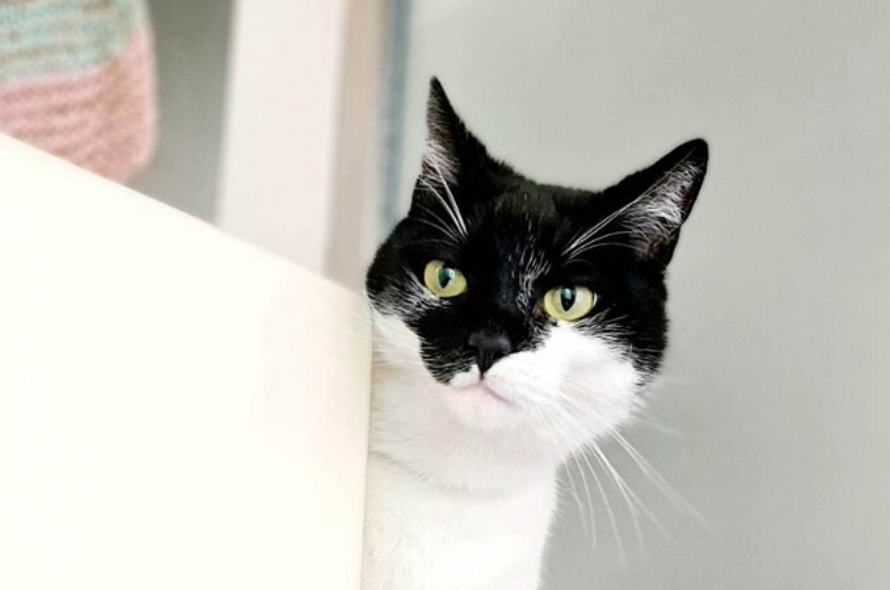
362 453 556 590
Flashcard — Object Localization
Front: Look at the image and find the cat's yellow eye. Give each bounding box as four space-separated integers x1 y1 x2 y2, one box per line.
542 286 597 322
423 260 468 298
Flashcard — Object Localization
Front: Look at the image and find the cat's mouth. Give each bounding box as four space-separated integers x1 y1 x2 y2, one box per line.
454 381 512 406
443 367 532 430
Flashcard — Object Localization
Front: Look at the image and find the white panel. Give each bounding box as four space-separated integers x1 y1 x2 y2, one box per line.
0 136 370 590
217 0 347 273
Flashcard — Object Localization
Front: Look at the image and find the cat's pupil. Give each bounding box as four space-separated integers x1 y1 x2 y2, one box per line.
560 288 576 311
438 267 455 288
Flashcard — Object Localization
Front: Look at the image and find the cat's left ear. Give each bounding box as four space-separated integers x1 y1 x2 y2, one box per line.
605 139 709 266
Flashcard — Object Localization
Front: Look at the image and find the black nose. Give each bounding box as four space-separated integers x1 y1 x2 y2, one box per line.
468 329 513 375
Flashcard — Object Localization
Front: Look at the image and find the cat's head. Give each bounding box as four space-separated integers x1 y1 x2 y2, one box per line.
367 79 707 464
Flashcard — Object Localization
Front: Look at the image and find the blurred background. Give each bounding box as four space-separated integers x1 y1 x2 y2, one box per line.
2 0 888 588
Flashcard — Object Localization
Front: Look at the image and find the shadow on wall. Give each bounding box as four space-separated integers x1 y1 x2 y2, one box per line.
130 0 233 220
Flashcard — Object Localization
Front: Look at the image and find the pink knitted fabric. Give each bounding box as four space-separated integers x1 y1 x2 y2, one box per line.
0 1 157 183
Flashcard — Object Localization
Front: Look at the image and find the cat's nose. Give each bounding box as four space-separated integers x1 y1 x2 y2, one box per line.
468 330 513 376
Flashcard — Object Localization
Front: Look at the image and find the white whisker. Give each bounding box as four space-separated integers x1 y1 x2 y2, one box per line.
576 444 628 568
592 444 645 548
562 457 591 541
591 442 672 547
430 159 469 237
611 431 710 530
418 175 467 242
569 453 598 548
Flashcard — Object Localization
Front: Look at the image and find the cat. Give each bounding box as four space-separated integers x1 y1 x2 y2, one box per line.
361 78 708 590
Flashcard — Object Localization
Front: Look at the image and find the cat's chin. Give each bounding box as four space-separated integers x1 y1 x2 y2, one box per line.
459 382 512 405
444 368 532 432
443 379 523 433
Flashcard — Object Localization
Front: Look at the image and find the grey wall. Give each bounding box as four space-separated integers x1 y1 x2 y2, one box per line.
130 0 232 220
396 1 890 588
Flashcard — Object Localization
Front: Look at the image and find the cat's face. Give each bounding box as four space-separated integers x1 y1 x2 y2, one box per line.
367 79 707 459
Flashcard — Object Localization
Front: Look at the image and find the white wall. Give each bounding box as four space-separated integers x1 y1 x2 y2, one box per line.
396 1 890 588
217 0 347 275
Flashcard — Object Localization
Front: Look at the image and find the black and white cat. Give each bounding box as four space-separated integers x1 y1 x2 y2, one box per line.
362 79 708 590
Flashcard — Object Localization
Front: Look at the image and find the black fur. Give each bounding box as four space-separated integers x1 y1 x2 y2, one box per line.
367 78 708 383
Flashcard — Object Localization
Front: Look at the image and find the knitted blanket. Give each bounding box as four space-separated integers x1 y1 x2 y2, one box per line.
0 0 157 182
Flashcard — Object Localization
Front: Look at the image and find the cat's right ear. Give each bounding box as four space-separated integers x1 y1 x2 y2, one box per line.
421 77 464 185
417 78 490 191
408 79 494 236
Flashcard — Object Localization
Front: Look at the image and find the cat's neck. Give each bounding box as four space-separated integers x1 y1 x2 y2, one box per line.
370 366 560 495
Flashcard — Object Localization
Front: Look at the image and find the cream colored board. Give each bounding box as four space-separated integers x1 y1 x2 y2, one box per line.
0 135 371 590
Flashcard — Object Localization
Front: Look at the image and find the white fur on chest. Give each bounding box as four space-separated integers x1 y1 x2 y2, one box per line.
361 311 641 590
361 452 556 590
